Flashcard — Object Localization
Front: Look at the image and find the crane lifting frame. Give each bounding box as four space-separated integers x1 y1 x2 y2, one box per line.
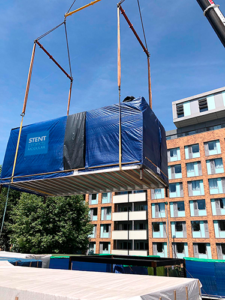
118 4 152 109
2 164 168 197
1 0 168 198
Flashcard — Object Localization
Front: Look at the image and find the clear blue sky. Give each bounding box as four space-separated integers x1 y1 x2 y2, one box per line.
0 0 225 164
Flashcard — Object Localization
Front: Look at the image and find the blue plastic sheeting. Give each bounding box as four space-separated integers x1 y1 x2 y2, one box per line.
1 117 67 181
186 260 225 297
85 97 167 184
72 261 111 273
113 264 148 275
85 99 144 168
49 258 70 270
143 105 168 184
1 97 168 189
0 257 42 267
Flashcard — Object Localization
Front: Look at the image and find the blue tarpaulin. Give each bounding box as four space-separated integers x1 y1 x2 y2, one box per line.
0 257 42 267
1 117 67 181
49 258 70 270
1 97 168 194
185 259 225 297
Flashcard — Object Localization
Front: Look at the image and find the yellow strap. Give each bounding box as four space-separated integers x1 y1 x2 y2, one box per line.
11 116 24 183
65 0 101 17
118 6 122 171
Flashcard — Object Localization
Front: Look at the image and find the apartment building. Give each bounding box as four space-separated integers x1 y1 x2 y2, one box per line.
86 86 225 260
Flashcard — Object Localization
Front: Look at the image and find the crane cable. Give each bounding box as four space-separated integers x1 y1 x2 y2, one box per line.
67 0 78 14
137 0 152 109
0 0 80 241
11 2 75 182
137 0 148 51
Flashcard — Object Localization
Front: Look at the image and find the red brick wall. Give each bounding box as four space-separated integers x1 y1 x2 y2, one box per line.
87 128 225 259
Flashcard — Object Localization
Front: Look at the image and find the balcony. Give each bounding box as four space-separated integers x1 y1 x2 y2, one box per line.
111 249 128 255
112 211 147 221
112 230 147 240
130 230 147 240
113 194 128 204
129 250 147 256
112 230 128 240
130 211 147 220
112 212 128 221
129 192 146 202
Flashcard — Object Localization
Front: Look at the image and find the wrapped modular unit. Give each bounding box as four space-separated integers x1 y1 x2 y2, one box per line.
1 97 168 196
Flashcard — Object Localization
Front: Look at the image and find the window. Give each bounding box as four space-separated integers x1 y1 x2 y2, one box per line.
101 242 109 252
208 141 216 151
139 223 144 230
219 199 224 209
158 204 161 212
177 202 185 211
186 163 194 173
177 104 184 118
157 243 163 252
177 243 184 254
192 221 200 231
139 242 145 250
134 204 147 211
133 190 146 194
198 200 206 210
192 144 199 153
115 191 128 195
103 225 108 232
222 244 225 255
91 194 97 200
199 98 208 112
153 223 160 232
170 149 177 158
175 165 181 174
192 181 200 191
155 189 162 196
170 184 176 193
209 179 218 189
175 222 183 232
123 224 129 230
198 244 207 254
215 158 223 169
219 221 225 231
188 130 196 135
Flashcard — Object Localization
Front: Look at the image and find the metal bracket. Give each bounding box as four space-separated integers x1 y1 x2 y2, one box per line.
203 4 220 16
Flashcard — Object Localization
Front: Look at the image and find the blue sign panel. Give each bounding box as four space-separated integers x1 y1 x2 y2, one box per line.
25 131 49 156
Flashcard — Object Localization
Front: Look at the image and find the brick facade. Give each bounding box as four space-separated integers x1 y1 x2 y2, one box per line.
86 127 225 259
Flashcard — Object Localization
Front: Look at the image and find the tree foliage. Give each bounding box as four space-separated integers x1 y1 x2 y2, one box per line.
0 187 21 251
8 193 93 254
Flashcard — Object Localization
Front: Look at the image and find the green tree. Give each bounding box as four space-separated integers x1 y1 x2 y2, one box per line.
0 186 21 251
0 165 21 250
8 193 93 254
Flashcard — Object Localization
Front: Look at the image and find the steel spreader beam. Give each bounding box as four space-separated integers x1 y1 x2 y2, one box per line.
65 0 101 18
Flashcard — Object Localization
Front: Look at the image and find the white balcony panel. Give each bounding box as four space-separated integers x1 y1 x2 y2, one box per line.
129 192 146 202
129 211 147 221
112 212 128 221
111 250 128 255
129 230 147 240
113 195 129 204
129 250 148 256
112 230 128 240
